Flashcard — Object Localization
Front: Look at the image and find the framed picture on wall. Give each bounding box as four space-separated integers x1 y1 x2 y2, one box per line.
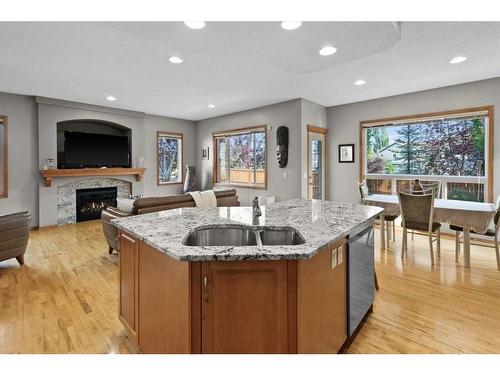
338 144 354 163
202 147 210 160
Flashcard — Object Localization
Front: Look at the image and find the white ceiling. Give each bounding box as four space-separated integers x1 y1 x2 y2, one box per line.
0 21 499 121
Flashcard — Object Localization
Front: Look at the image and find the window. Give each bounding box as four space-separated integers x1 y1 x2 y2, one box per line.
0 115 7 198
157 132 183 185
360 107 494 202
213 126 267 188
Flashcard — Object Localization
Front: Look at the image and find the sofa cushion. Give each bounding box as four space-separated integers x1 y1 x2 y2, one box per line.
133 189 237 214
116 198 135 213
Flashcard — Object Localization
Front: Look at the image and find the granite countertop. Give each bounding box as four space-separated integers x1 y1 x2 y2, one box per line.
111 199 383 261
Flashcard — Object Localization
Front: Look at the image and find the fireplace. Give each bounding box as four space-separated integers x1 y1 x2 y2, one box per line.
76 187 117 222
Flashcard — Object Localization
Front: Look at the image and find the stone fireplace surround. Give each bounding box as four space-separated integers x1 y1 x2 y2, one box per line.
35 97 195 228
37 97 145 227
57 178 132 225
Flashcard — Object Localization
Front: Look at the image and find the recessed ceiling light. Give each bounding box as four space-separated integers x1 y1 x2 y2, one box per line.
319 46 337 56
169 56 183 64
354 80 366 86
184 21 206 30
449 56 467 64
208 104 215 108
106 95 116 101
281 21 302 30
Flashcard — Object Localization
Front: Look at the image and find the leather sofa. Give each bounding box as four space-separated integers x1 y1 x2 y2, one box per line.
0 211 32 265
101 189 239 253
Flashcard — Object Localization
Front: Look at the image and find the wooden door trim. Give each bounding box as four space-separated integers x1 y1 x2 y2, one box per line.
0 115 7 199
307 125 328 135
307 125 328 200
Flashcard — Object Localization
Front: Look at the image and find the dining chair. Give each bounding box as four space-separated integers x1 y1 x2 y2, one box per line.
450 195 500 270
420 181 442 199
407 181 441 241
358 180 369 203
398 189 441 265
358 180 399 248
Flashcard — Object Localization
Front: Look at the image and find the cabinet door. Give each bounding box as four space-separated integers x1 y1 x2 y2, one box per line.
119 232 139 344
201 260 288 353
297 242 347 353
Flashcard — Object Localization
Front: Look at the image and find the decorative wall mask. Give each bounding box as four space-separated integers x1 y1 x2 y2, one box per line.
276 126 289 168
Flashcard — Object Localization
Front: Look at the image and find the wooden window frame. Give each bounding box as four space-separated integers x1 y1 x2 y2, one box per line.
0 115 7 199
212 125 268 190
157 131 183 186
359 106 494 202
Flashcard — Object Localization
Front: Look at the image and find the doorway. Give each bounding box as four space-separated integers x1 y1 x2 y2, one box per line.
307 125 328 200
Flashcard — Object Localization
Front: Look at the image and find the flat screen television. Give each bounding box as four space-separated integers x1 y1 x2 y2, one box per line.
60 131 130 168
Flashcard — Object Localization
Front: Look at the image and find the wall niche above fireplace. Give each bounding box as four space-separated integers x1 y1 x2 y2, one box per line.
57 119 132 169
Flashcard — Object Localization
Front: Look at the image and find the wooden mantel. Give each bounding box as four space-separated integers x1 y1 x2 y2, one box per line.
40 168 146 187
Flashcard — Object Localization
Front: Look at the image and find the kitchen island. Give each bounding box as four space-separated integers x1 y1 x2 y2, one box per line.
111 199 383 354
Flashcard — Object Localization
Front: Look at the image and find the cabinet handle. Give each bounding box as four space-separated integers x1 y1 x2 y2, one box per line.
203 276 208 287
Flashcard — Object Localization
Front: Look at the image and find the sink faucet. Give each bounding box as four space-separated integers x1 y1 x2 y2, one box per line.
252 196 262 225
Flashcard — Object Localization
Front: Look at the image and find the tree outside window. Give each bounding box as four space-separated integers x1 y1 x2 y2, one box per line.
362 108 491 203
157 132 183 184
365 116 486 177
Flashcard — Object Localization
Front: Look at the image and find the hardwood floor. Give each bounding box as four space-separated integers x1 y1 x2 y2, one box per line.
0 221 136 354
1 220 500 353
347 230 500 354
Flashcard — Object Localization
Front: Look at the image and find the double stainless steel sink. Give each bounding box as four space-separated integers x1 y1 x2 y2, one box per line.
182 226 306 247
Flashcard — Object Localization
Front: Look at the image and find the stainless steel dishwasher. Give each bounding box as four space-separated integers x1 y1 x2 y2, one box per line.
347 224 375 336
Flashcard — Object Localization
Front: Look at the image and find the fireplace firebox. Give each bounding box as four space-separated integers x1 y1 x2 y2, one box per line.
76 187 117 222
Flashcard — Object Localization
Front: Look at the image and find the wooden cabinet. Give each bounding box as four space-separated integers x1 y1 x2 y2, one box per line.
118 231 349 354
137 241 192 353
201 260 288 353
296 242 347 353
118 233 139 344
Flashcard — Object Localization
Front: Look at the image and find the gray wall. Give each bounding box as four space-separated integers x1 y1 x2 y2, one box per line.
3 76 500 226
0 94 196 227
37 99 147 226
37 99 197 226
196 99 302 205
0 93 38 226
328 77 500 203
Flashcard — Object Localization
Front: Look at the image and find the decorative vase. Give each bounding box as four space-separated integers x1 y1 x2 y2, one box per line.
183 165 197 193
47 158 55 169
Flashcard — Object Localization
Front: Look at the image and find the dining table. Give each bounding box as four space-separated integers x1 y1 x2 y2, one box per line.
363 194 497 267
